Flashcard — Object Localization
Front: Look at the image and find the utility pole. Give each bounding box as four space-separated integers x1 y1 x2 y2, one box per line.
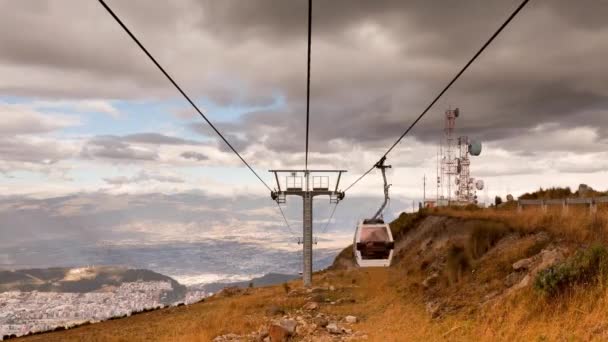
270 169 346 287
423 174 426 205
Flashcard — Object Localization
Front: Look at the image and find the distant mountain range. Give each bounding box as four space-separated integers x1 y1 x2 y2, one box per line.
0 264 302 307
198 273 299 294
0 266 298 298
0 266 187 303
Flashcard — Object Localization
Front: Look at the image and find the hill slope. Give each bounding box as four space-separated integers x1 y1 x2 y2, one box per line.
200 273 299 294
17 209 608 341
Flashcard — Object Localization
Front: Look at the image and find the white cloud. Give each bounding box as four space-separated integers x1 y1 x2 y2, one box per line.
104 170 184 186
0 102 79 135
31 99 121 118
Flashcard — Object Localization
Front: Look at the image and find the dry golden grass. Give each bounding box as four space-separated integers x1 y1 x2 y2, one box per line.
18 265 608 341
18 208 608 341
18 284 308 342
432 206 608 244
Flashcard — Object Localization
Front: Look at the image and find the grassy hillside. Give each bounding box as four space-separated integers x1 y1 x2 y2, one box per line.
201 273 299 294
17 207 608 341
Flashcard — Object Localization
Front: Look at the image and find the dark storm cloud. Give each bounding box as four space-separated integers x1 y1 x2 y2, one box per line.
0 1 187 81
122 133 203 146
180 151 208 161
218 0 608 146
188 0 608 155
81 136 158 161
81 133 207 162
0 137 70 165
2 0 608 158
200 0 516 52
187 122 252 153
103 171 184 185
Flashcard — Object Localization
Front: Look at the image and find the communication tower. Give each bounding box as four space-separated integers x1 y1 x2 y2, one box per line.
438 108 483 205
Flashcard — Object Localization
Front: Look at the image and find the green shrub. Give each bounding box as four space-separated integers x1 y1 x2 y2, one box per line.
534 244 608 296
524 239 550 259
389 211 427 239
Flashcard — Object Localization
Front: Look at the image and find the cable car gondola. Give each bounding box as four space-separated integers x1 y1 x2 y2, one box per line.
353 157 395 267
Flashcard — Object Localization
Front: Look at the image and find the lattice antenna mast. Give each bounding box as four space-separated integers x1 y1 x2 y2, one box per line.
440 108 459 203
457 136 473 202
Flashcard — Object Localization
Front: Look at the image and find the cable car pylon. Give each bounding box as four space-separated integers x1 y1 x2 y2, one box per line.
270 169 346 287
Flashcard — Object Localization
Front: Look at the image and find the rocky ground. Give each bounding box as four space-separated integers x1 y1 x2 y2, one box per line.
212 285 367 342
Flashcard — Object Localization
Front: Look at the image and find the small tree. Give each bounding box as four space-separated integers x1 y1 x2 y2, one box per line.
494 196 503 206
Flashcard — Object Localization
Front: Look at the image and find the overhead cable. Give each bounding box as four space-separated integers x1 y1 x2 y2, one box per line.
320 202 340 234
344 0 530 192
276 203 298 239
98 0 272 192
304 0 312 171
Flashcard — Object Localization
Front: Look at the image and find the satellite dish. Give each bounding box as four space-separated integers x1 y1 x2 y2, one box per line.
468 140 482 156
475 179 484 190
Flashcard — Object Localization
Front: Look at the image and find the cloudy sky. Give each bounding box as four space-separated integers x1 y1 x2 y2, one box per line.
1 1 608 277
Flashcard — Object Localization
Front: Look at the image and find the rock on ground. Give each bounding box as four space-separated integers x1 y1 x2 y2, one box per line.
511 247 566 290
512 257 535 271
422 272 439 288
326 323 342 334
266 305 285 316
313 316 329 328
425 300 441 318
303 302 319 311
212 333 240 342
279 319 297 335
269 324 289 342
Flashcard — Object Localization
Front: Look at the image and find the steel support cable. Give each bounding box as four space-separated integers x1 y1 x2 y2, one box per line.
98 0 272 192
275 203 298 239
343 0 531 193
304 0 312 172
320 202 340 234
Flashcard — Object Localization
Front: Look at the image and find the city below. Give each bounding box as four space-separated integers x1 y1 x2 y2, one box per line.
0 268 207 340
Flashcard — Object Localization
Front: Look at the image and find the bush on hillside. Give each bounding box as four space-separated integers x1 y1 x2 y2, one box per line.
519 185 608 200
467 221 510 259
495 196 503 206
446 245 470 284
519 187 573 200
443 204 482 212
389 211 427 240
494 200 519 211
534 244 608 296
282 282 291 294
